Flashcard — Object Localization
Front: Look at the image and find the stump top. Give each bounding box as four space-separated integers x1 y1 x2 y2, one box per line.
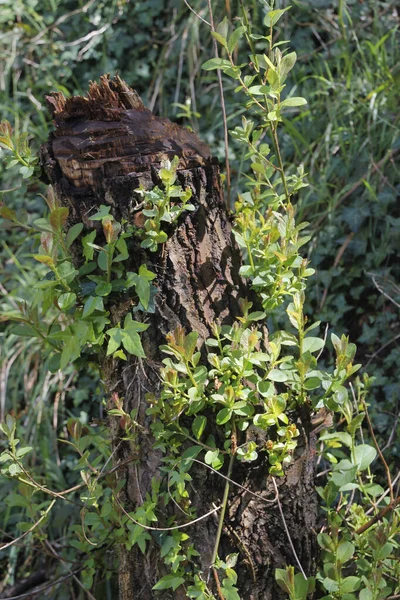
44 75 211 191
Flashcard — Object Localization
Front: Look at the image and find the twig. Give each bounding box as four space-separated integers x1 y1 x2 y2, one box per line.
210 452 235 566
212 566 225 600
272 478 307 579
63 24 109 47
365 333 400 368
114 493 221 532
362 398 394 503
2 569 82 600
183 0 211 27
30 0 97 44
365 471 400 516
206 0 231 208
0 499 56 551
183 457 278 504
354 495 400 536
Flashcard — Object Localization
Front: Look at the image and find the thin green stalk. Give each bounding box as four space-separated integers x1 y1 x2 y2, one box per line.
211 446 235 567
270 123 290 204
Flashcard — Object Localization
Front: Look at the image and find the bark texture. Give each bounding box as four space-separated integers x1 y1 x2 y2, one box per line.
41 75 317 600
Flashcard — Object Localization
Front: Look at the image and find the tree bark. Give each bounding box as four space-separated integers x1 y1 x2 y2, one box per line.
41 75 317 600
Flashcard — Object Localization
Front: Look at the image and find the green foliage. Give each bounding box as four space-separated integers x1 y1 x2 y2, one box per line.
135 156 195 252
1 1 399 599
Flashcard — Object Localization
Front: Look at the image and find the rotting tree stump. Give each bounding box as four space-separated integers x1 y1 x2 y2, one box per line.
41 75 317 600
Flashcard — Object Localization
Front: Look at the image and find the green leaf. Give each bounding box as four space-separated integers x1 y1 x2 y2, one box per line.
82 296 104 318
340 576 360 593
66 222 84 247
320 432 352 448
228 26 245 54
303 377 322 390
211 31 228 49
302 337 324 353
281 96 307 108
60 336 81 370
90 205 112 220
216 407 232 425
267 369 288 382
82 230 97 262
57 292 76 311
57 261 78 284
353 444 377 471
122 330 146 358
95 281 113 296
184 331 198 359
264 7 291 27
153 574 185 591
123 313 149 332
202 58 232 71
192 416 207 440
337 541 355 564
279 51 297 80
33 254 55 268
106 327 123 355
135 275 151 309
359 590 373 600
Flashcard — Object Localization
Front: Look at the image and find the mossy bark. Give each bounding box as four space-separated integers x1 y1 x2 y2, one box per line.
41 75 317 600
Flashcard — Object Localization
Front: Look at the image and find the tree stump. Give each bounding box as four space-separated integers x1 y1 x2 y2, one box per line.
41 75 317 600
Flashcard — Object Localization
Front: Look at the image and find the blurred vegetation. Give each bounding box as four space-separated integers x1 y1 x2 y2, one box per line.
0 0 399 597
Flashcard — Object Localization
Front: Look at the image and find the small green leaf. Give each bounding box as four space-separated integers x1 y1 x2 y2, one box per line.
153 574 185 591
95 281 113 296
228 26 245 54
202 58 232 71
192 415 207 440
353 444 377 471
82 296 104 318
122 330 146 358
90 205 112 221
302 337 324 354
267 369 288 382
340 576 360 593
57 292 76 311
337 541 355 564
60 336 81 370
82 230 97 262
211 31 228 49
216 407 232 425
106 327 123 355
66 222 84 247
281 96 307 108
264 7 291 27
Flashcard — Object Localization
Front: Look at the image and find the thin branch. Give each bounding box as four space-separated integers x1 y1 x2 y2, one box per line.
0 499 56 551
113 493 221 532
185 458 278 504
362 398 394 503
354 495 400 536
206 0 231 207
365 333 400 368
211 452 235 566
3 569 82 600
365 471 400 516
272 478 307 579
183 0 211 27
30 0 97 44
